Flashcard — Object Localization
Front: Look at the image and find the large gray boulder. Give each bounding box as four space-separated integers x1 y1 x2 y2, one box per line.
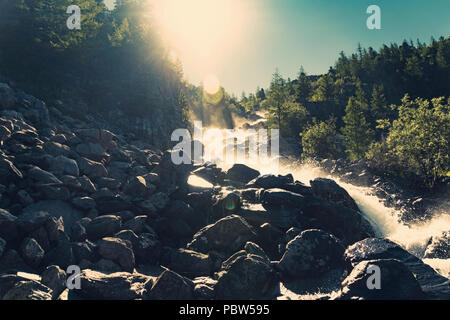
97 237 135 272
145 269 194 300
187 215 256 256
334 259 426 300
2 280 53 300
225 164 260 184
160 247 213 277
277 229 345 279
310 178 359 211
345 238 450 299
77 270 150 300
86 215 122 241
214 242 277 299
20 237 45 268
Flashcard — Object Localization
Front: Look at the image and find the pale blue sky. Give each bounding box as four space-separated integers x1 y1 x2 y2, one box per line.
106 0 450 96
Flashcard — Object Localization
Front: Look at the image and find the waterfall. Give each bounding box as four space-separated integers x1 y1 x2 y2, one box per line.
200 125 450 278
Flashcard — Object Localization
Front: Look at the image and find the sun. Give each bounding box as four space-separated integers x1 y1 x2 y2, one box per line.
203 74 221 94
152 0 249 84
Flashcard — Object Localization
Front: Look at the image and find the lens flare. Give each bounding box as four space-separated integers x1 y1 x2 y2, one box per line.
203 74 221 94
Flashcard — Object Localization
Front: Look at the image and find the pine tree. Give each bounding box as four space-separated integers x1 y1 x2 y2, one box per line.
295 69 312 102
342 97 374 160
267 69 287 131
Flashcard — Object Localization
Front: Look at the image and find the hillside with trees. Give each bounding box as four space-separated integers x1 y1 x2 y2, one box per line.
243 37 450 189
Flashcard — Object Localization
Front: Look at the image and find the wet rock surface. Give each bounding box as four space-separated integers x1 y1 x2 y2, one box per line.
0 82 447 300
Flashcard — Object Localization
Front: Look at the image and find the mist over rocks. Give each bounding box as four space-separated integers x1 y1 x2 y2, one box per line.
0 83 448 300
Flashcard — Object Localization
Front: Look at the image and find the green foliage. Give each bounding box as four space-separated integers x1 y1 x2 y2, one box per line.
368 95 450 188
301 118 341 160
342 96 374 160
0 0 186 131
311 74 334 102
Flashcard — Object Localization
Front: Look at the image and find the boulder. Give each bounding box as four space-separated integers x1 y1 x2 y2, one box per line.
0 83 16 109
0 156 23 182
277 229 345 279
123 176 154 197
345 238 450 299
20 237 45 268
123 216 147 234
187 215 256 256
75 143 108 161
86 215 122 241
247 174 294 189
301 202 375 246
2 280 53 300
310 178 359 211
71 196 96 210
225 164 260 184
97 237 135 272
77 269 150 300
50 155 79 177
145 269 194 300
41 265 67 299
0 208 18 242
78 157 108 179
334 259 426 300
0 237 6 258
214 243 277 299
260 188 306 209
160 247 213 277
23 200 83 236
27 166 62 185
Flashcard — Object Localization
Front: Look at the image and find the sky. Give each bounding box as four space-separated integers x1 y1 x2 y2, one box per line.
107 0 450 96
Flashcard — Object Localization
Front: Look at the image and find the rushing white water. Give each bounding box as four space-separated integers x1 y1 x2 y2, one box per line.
280 162 450 278
200 126 450 278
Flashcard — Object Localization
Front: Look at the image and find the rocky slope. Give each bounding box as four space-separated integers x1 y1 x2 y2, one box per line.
0 82 448 300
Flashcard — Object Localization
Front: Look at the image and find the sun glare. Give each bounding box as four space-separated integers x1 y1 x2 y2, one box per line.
203 74 221 94
152 0 249 86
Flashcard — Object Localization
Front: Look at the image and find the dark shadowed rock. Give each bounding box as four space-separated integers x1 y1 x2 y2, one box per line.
27 166 62 185
123 216 147 234
260 188 306 209
145 269 194 300
76 143 108 161
0 249 34 273
0 156 23 182
334 259 426 300
23 201 83 236
187 215 256 256
0 237 5 258
310 178 359 211
345 238 450 299
160 247 213 277
3 280 53 300
214 242 277 299
0 208 18 242
97 237 135 272
257 223 283 260
86 215 122 241
247 174 294 189
78 157 108 179
277 229 345 279
77 269 150 300
301 202 375 246
41 265 66 299
50 155 79 177
226 164 260 184
20 237 45 268
71 196 96 210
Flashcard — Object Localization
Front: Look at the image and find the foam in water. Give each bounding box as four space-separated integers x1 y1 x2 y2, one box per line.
201 127 449 279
